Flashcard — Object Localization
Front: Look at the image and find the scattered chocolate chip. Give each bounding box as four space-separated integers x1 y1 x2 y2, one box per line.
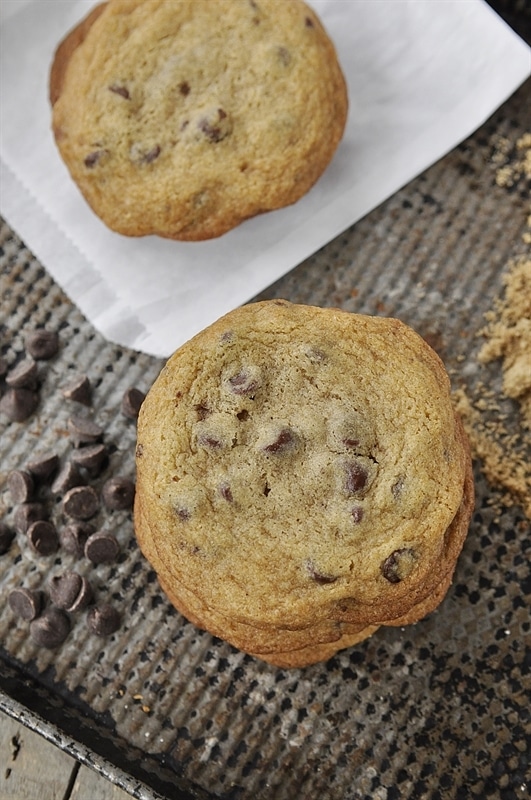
7 470 35 504
30 607 71 648
263 428 296 454
0 522 16 555
13 503 47 534
25 329 59 360
59 522 95 557
121 387 145 420
49 571 93 612
8 587 45 621
6 358 38 390
344 461 368 494
51 461 84 495
130 143 161 164
0 387 39 422
68 414 104 447
305 15 314 27
135 444 144 458
62 374 92 405
179 81 190 96
84 531 120 564
26 452 59 482
306 560 338 585
87 603 120 636
27 520 59 555
102 476 135 511
381 548 417 584
236 409 249 422
351 506 364 523
63 485 99 520
70 443 107 477
197 107 232 143
108 83 130 99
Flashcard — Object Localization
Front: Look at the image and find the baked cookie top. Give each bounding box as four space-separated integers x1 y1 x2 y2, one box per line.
51 0 348 240
135 301 471 631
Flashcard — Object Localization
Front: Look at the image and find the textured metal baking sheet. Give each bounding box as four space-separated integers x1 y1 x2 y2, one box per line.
1 8 530 799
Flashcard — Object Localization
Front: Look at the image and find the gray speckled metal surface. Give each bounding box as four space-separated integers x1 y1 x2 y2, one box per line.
1 6 530 797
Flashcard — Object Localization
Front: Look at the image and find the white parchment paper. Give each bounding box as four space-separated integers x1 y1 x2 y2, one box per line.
1 0 530 357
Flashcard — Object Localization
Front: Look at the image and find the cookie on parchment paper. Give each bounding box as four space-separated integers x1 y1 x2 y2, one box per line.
50 0 348 241
134 300 474 667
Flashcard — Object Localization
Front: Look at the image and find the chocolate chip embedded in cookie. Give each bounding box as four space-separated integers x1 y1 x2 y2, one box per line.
50 0 348 240
135 301 474 666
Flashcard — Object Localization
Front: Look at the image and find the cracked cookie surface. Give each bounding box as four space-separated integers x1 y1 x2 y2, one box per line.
50 0 348 240
135 300 474 665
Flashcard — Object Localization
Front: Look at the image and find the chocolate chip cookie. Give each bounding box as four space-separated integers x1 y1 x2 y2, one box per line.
134 300 474 666
50 0 348 240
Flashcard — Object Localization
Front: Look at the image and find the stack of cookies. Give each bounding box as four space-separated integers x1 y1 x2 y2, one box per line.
134 301 474 667
50 0 348 240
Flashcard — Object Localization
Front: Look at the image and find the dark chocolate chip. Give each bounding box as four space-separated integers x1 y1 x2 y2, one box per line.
121 387 145 420
26 453 59 482
306 561 338 585
197 433 223 450
51 461 84 495
179 81 190 96
108 83 130 99
49 571 93 612
143 145 161 163
87 604 120 636
351 506 364 523
62 485 99 520
13 503 47 534
30 607 71 648
381 548 417 584
62 374 92 406
0 522 16 555
198 107 231 143
194 404 211 421
27 520 59 555
276 46 291 66
219 483 233 502
84 531 120 564
227 369 261 395
6 358 38 390
68 414 104 447
84 149 107 168
70 443 107 477
59 522 95 557
305 15 314 27
8 587 44 621
7 470 35 504
0 388 39 422
102 477 135 511
25 329 59 360
392 475 406 499
263 428 296 454
344 461 368 494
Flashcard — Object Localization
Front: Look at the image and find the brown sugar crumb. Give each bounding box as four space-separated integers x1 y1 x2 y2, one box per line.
478 257 531 428
491 132 531 189
452 258 531 519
